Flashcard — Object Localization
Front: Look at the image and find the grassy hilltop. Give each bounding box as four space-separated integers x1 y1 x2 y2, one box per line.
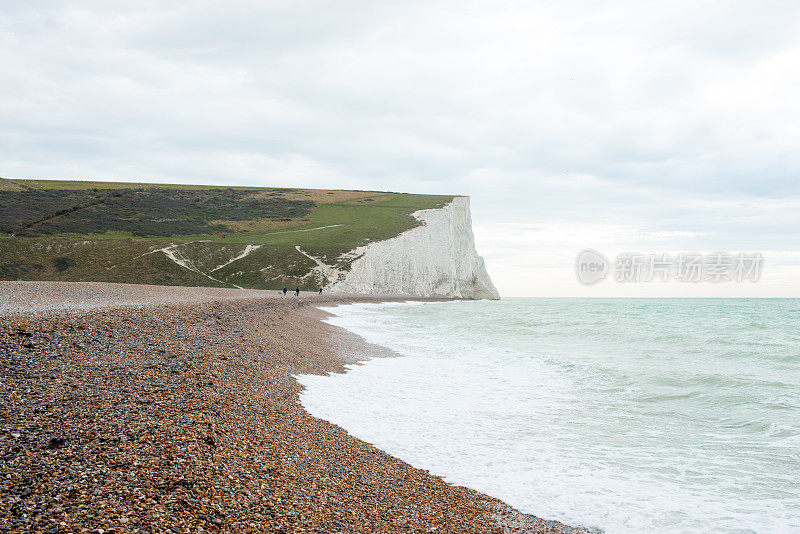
0 177 452 290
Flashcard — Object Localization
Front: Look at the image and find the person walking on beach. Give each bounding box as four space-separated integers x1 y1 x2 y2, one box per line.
282 287 287 296
318 288 323 295
295 286 300 296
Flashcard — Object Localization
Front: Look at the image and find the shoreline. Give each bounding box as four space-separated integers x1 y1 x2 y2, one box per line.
0 282 590 533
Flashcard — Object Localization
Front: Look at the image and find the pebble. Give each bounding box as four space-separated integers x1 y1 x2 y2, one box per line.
0 282 594 533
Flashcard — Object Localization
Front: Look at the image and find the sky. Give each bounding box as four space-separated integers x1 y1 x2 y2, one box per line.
2 1 800 297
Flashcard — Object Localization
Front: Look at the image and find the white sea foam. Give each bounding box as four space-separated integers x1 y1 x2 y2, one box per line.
297 299 800 533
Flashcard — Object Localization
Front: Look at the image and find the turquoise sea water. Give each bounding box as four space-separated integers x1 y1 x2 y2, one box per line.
297 299 800 533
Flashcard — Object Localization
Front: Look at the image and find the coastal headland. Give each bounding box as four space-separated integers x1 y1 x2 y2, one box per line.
0 178 497 299
0 282 585 533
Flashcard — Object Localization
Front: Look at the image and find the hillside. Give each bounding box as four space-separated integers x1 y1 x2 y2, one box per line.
0 177 453 291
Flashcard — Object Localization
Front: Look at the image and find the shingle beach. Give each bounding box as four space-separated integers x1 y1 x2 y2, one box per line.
0 282 591 534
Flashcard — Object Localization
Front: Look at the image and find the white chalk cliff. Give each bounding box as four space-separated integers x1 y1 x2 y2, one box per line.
325 196 500 299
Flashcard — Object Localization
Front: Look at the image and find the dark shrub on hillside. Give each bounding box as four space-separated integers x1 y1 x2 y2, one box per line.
0 263 46 278
52 257 76 272
0 188 316 237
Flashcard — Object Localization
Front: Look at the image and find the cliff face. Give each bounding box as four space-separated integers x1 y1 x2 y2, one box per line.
326 197 500 299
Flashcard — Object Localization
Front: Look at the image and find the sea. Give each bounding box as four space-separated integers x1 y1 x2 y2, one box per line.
296 299 800 533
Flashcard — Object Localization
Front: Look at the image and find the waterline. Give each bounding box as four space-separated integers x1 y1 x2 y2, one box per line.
297 299 800 533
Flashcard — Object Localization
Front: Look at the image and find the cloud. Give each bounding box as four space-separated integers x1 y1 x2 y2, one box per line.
2 1 799 295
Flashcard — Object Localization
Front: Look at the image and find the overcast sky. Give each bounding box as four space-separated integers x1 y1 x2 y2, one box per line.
2 1 800 296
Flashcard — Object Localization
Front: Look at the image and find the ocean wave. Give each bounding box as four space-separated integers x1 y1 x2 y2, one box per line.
300 298 800 534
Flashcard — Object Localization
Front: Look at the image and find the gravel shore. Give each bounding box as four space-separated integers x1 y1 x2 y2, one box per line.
1 282 591 533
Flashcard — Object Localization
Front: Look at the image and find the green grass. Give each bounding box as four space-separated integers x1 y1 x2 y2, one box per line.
0 236 220 287
0 178 455 290
0 178 26 191
197 193 452 247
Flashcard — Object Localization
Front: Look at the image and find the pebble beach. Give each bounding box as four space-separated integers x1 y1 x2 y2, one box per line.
0 282 589 534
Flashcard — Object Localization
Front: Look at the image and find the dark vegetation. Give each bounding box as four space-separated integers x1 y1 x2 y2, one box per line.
52 256 76 272
0 188 314 237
